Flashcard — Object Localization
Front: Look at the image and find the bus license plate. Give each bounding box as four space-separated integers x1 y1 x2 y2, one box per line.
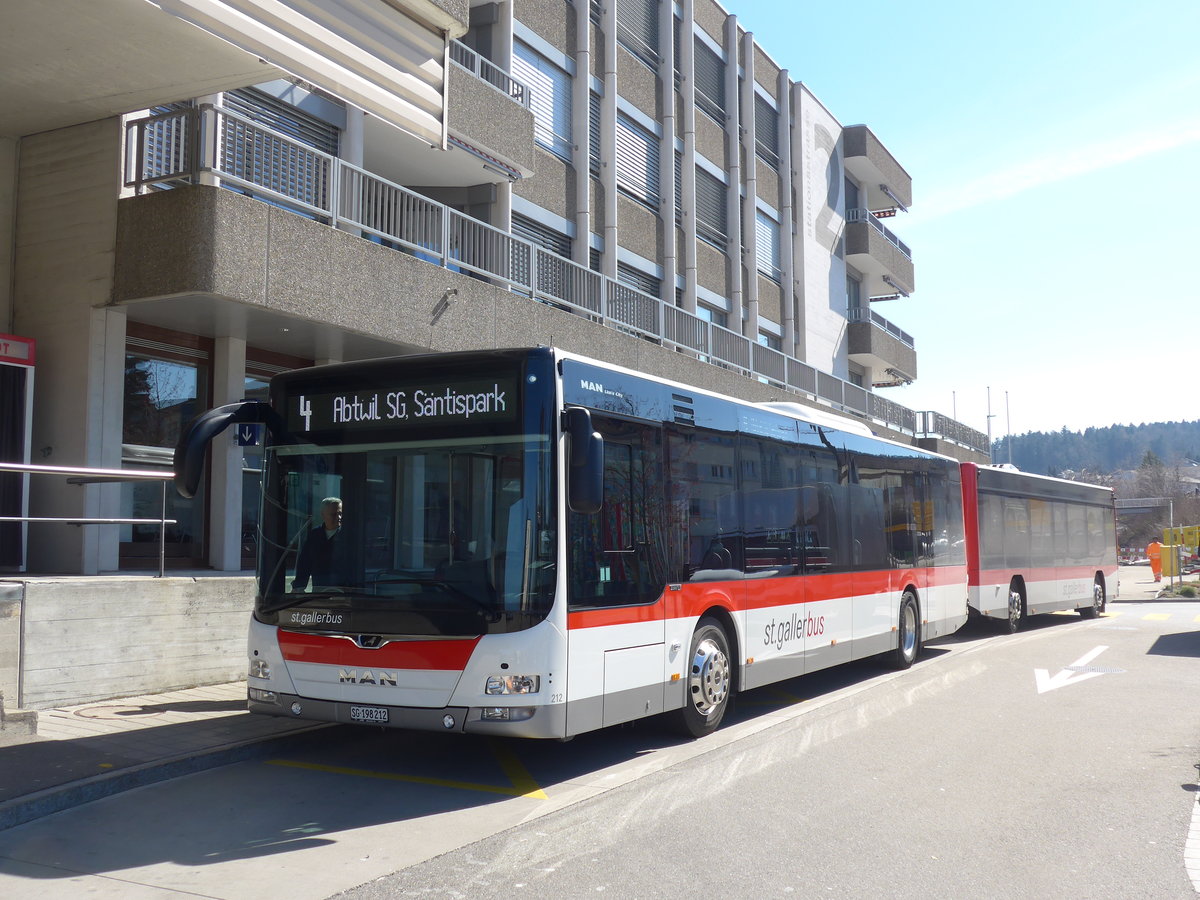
349 705 389 724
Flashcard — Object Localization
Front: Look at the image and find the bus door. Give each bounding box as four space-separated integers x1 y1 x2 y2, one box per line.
566 416 667 731
847 459 891 664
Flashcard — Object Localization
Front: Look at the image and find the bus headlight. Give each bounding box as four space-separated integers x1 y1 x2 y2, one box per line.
249 659 271 679
485 674 540 695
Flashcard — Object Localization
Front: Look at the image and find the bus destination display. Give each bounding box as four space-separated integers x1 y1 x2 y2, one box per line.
286 376 519 435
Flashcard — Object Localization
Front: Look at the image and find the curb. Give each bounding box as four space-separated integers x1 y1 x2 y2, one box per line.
0 723 328 832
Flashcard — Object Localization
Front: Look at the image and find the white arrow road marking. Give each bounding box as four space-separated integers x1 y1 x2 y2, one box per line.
1034 645 1116 694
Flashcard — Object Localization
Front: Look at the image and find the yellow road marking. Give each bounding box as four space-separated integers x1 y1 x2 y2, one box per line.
489 739 548 800
1194 615 1200 625
267 756 547 800
1143 613 1170 621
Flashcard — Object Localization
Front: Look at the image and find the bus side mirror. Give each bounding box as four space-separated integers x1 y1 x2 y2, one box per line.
564 407 603 514
174 400 284 499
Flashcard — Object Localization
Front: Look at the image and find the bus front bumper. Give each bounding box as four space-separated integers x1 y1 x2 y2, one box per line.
248 689 566 738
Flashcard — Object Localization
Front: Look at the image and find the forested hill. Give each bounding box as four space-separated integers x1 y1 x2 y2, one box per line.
992 421 1200 475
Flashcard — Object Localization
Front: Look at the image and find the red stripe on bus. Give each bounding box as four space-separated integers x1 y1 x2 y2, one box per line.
566 566 967 629
277 631 480 669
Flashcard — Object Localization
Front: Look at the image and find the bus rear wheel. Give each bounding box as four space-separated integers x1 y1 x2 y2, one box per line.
1080 577 1105 618
893 591 921 669
672 618 732 738
1002 582 1024 634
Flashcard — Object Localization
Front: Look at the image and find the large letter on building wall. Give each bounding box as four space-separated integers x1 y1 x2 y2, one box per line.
151 0 450 146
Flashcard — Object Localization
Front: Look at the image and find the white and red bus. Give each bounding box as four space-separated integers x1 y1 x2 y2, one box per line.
961 462 1118 633
176 348 969 739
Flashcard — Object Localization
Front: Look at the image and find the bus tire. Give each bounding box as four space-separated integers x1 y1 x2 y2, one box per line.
1080 577 1105 618
1001 581 1024 634
893 591 921 669
672 618 732 738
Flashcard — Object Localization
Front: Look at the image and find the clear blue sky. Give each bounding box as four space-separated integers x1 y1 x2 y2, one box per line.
742 0 1200 439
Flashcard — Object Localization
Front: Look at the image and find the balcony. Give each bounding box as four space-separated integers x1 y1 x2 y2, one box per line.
119 106 989 454
846 306 917 386
843 124 912 212
4 0 469 145
844 208 915 298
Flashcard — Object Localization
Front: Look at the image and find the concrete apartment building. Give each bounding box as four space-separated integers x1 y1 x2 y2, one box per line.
1 0 989 582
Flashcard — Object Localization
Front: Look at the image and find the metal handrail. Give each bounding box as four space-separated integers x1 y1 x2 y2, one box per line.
846 305 915 349
0 462 177 577
845 207 912 260
449 41 530 108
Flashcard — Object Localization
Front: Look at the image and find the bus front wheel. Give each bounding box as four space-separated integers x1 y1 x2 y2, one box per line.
893 591 921 669
673 618 732 738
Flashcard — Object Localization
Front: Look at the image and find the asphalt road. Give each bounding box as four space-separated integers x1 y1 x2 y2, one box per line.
0 571 1195 899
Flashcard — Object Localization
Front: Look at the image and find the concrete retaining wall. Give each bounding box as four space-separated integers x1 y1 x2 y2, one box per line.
1 576 255 709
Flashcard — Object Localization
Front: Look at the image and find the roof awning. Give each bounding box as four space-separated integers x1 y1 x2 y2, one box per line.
151 0 448 146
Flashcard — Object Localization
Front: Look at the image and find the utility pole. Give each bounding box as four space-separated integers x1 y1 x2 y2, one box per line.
1006 391 1013 465
986 386 996 459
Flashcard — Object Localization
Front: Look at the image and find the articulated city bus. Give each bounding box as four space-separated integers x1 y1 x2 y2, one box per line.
175 348 969 739
961 462 1118 633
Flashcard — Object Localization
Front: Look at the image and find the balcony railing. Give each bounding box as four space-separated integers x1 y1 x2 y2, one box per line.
846 306 915 349
917 412 989 452
846 207 912 261
449 41 530 108
123 105 988 454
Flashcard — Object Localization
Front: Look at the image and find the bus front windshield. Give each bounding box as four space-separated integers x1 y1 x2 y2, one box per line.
256 434 555 636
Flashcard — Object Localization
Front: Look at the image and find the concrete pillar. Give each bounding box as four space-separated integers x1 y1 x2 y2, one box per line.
739 30 758 342
657 0 676 314
572 0 591 266
789 87 807 363
679 0 698 314
0 138 15 333
337 106 366 237
92 307 127 574
208 336 246 571
777 72 796 357
196 94 222 188
723 16 742 331
600 0 618 280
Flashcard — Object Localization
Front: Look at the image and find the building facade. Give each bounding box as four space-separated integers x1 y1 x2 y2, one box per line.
1 0 987 576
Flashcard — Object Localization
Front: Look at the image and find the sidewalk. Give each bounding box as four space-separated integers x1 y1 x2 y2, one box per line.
0 682 324 831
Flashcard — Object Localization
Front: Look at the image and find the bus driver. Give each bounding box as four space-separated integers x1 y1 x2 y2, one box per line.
293 497 347 592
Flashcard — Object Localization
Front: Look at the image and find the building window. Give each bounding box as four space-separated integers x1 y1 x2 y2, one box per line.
847 272 862 309
615 0 659 69
589 91 601 175
697 304 729 329
617 262 661 297
754 94 779 169
695 167 727 249
220 87 339 212
512 213 572 258
755 210 781 282
844 177 860 214
616 113 660 208
241 349 311 568
513 41 572 160
693 39 725 123
121 327 212 568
